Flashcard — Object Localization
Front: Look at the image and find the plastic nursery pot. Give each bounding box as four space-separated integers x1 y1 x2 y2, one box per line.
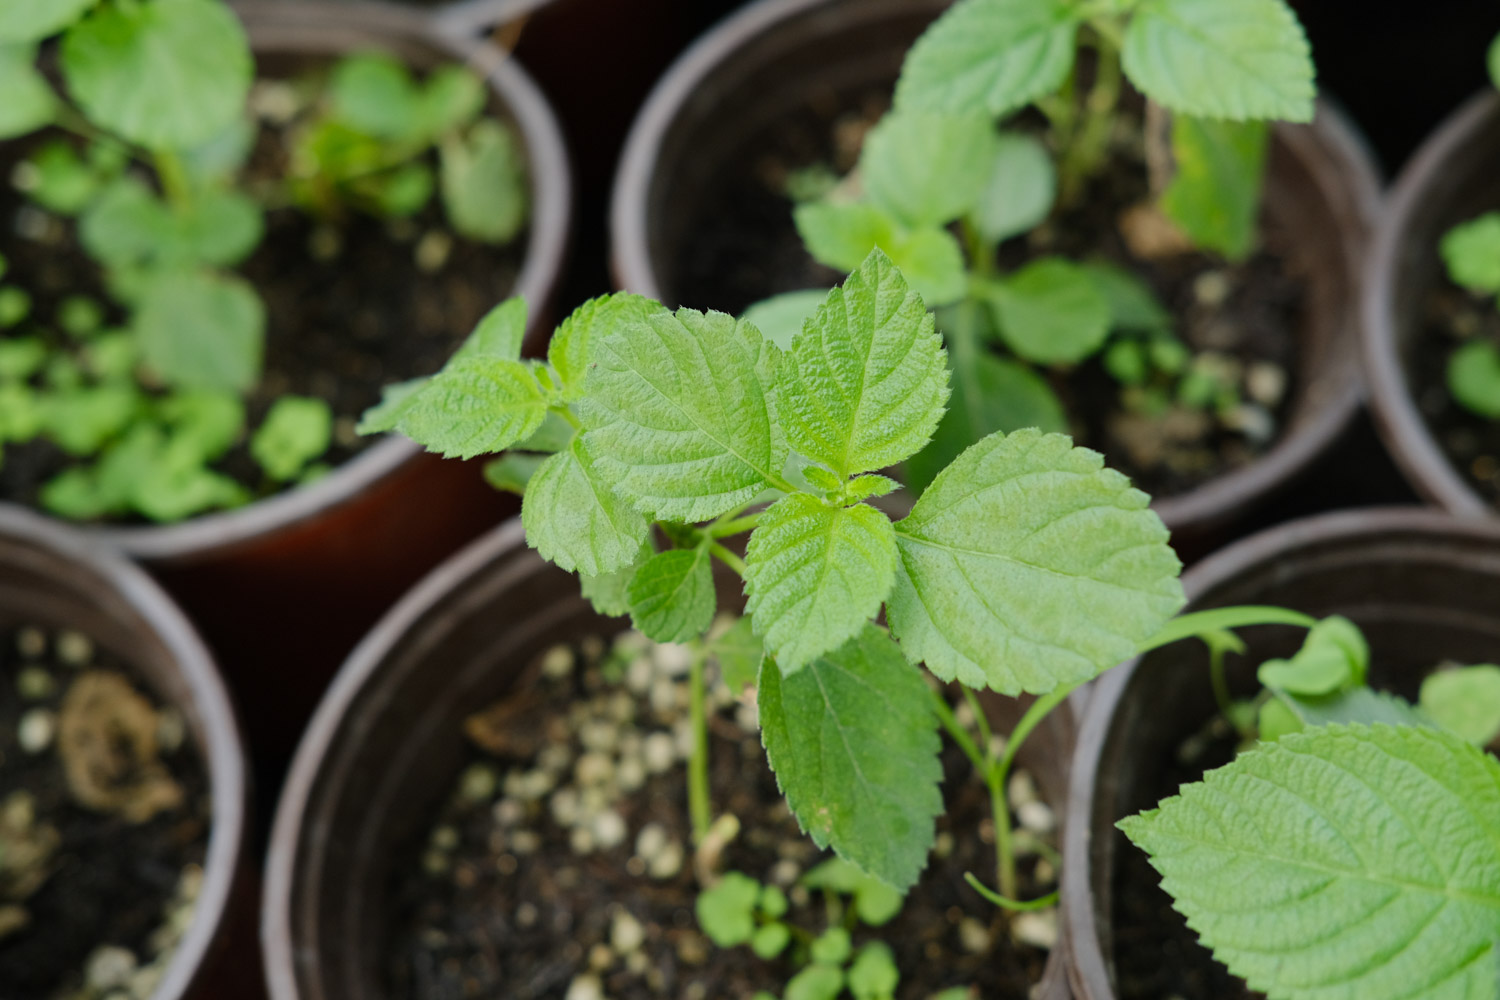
1060 507 1500 1000
263 517 1079 1000
1363 90 1500 516
81 1 571 767
609 0 1382 547
0 504 249 1000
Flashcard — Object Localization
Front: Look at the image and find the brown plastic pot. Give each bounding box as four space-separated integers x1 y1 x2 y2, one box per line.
263 517 1078 999
1061 507 1500 999
609 0 1381 544
0 504 249 1000
1363 90 1500 516
89 1 571 766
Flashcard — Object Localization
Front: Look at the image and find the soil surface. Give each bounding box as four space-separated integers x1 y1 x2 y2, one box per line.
669 86 1306 500
0 67 525 519
1415 280 1500 506
387 630 1060 999
0 624 210 1000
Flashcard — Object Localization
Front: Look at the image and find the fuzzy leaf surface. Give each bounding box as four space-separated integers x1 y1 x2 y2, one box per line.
582 308 783 521
1123 0 1315 123
0 44 54 139
758 625 943 890
888 428 1184 694
745 494 897 673
61 0 252 150
775 251 949 477
627 545 716 644
397 357 546 459
454 297 527 364
522 437 650 576
860 110 998 228
1162 116 1268 261
895 0 1080 118
549 293 663 401
1122 724 1500 1000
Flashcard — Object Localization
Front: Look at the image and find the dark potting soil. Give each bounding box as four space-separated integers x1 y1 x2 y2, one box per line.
669 87 1305 500
0 625 210 1000
0 93 524 519
1415 280 1500 506
387 634 1058 1000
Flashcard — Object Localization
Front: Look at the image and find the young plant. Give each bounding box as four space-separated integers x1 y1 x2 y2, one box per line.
755 0 1313 490
1124 614 1500 1000
0 0 528 521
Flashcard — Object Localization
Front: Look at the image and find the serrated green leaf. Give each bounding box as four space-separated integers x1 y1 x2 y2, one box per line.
440 119 527 245
1161 116 1268 261
741 290 826 352
1083 261 1172 333
0 44 54 139
1441 212 1500 295
396 356 546 459
1273 686 1429 736
1420 665 1500 746
758 625 943 890
581 307 784 522
627 545 716 643
745 494 897 673
973 131 1056 245
1122 724 1500 1000
985 257 1111 365
579 542 651 618
888 428 1184 694
1447 340 1500 421
894 0 1080 118
0 0 97 43
61 0 253 150
796 201 900 273
550 293 664 401
251 396 332 482
358 378 426 435
775 251 949 477
696 871 760 946
135 268 264 393
710 615 762 691
860 110 999 228
483 452 546 494
522 437 651 576
1122 0 1315 123
329 51 421 140
455 297 528 364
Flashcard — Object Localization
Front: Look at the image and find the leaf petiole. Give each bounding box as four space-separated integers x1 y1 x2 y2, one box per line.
1140 606 1317 654
709 512 762 538
707 541 747 577
963 873 1059 912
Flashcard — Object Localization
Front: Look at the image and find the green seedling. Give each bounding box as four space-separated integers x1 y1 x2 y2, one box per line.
0 0 530 522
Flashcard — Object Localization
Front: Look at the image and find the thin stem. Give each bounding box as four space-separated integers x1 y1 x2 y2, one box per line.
960 217 994 279
1140 606 1317 654
989 683 1078 899
1208 639 1233 722
707 542 747 578
961 685 994 753
709 512 762 538
964 873 1059 912
687 647 711 843
154 150 193 209
1058 29 1123 204
552 405 582 430
931 689 987 773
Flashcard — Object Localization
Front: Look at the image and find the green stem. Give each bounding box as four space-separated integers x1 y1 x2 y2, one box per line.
990 683 1078 900
960 218 995 279
964 873 1059 912
688 647 711 843
154 150 192 209
709 512 762 538
707 541 747 578
1058 28 1123 204
961 685 994 752
1139 606 1317 654
1208 639 1233 721
931 689 986 773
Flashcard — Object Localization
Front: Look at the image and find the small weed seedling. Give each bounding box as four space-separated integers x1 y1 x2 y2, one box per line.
1440 33 1500 422
1124 613 1500 1000
0 0 528 521
754 0 1315 488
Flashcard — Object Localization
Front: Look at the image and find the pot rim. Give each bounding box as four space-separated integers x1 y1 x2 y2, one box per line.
85 1 571 566
1061 504 1500 999
0 503 248 1000
608 0 1380 536
1361 88 1498 517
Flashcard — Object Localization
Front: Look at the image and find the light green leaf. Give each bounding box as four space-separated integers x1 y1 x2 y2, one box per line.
890 227 968 307
521 437 651 576
786 964 845 1000
1083 261 1173 333
1257 615 1367 696
61 0 253 150
626 545 716 643
894 0 1080 118
0 338 46 380
396 357 547 459
774 250 949 477
709 615 763 691
251 396 332 482
0 44 54 139
696 871 760 947
802 858 905 925
135 269 264 393
1490 31 1500 91
455 297 528 363
80 176 169 266
483 452 547 494
171 187 264 267
811 927 852 965
440 119 528 244
795 201 899 273
1420 665 1500 746
849 942 901 1000
973 131 1056 245
422 64 487 136
1122 724 1500 1000
358 378 426 435
758 625 943 890
180 115 256 183
16 140 108 215
43 386 140 455
329 51 421 140
579 542 652 618
581 307 784 522
1447 340 1500 421
745 494 897 673
741 290 827 352
0 0 97 43
751 922 791 959
1161 116 1268 261
860 110 999 228
159 390 244 460
985 258 1111 365
549 293 664 401
1441 212 1500 295
1122 0 1315 123
888 428 1184 694
1271 686 1429 737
